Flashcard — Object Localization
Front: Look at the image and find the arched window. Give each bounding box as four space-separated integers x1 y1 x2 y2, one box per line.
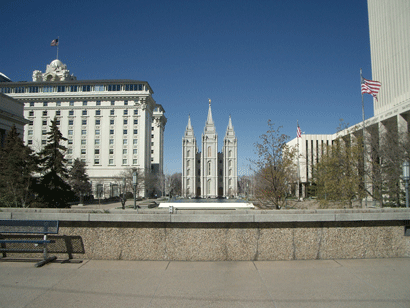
187 179 190 186
187 150 190 157
207 179 211 194
208 161 211 176
208 146 212 157
187 160 190 167
229 150 232 158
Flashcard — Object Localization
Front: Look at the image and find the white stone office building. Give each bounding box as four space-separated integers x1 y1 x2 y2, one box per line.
287 0 410 198
182 102 238 198
1 59 166 198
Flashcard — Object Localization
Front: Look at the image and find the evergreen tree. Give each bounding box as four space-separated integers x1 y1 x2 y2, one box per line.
37 117 72 208
68 158 91 204
0 125 37 207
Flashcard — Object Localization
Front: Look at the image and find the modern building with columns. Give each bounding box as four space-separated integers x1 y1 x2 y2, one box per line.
182 101 238 198
288 0 410 198
0 59 167 198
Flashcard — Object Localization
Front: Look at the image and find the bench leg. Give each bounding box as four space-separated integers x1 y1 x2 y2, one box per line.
35 256 57 268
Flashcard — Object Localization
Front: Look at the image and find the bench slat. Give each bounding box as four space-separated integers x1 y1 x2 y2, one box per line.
0 220 59 234
0 240 54 244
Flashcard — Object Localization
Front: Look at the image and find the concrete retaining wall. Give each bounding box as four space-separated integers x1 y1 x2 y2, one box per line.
1 208 409 261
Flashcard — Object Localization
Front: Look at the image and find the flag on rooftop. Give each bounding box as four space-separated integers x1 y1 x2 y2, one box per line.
297 124 302 138
50 38 59 46
361 77 381 101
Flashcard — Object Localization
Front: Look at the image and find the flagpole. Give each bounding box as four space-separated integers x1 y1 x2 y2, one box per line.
361 68 368 207
56 36 59 59
297 120 300 200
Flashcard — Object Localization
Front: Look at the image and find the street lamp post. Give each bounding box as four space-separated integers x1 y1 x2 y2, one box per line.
402 161 409 208
133 171 138 211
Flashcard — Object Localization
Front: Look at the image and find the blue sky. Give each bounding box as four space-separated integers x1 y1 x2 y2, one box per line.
1 0 374 175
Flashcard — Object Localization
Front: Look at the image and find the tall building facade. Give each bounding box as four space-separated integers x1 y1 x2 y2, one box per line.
288 0 410 198
1 59 166 198
182 102 238 198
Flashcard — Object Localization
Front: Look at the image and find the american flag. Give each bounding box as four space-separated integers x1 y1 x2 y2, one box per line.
297 125 302 138
51 38 59 46
361 77 381 101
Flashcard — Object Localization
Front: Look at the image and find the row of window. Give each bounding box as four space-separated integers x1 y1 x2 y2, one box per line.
1 84 145 94
32 118 139 126
67 158 139 166
28 109 139 117
65 129 139 135
67 148 138 155
28 100 134 107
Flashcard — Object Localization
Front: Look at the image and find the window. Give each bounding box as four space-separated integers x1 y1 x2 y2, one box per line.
29 111 34 116
95 120 100 126
83 101 87 106
43 102 48 106
94 85 104 91
43 86 53 93
68 130 73 135
96 100 101 105
81 139 87 145
95 149 100 155
134 129 138 135
69 110 74 116
208 161 211 175
123 129 127 135
111 101 115 106
43 111 47 116
124 100 128 105
151 127 154 131
151 134 154 138
123 149 127 155
68 120 73 125
81 130 87 135
28 130 33 135
125 84 143 91
56 120 60 125
110 110 114 115
67 149 73 154
42 120 47 126
208 146 211 157
30 102 34 107
95 130 100 135
94 159 100 165
56 110 61 116
134 110 138 115
108 84 121 91
133 149 137 154
82 85 91 92
133 159 137 165
81 149 86 155
28 140 32 145
109 159 114 165
68 139 73 145
133 139 138 144
151 150 154 154
82 110 87 116
69 86 77 92
69 101 74 106
123 139 127 145
134 119 138 125
123 110 128 115
123 119 128 125
96 110 101 115
122 159 127 165
57 86 65 92
109 139 114 145
56 101 61 106
110 129 114 135
68 159 73 164
94 139 99 145
109 149 114 155
82 119 87 125
42 140 46 145
29 121 33 126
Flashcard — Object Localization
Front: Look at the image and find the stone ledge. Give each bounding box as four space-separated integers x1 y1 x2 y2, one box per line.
1 208 409 223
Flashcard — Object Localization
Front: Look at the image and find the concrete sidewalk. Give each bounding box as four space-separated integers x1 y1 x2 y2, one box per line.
0 258 409 308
